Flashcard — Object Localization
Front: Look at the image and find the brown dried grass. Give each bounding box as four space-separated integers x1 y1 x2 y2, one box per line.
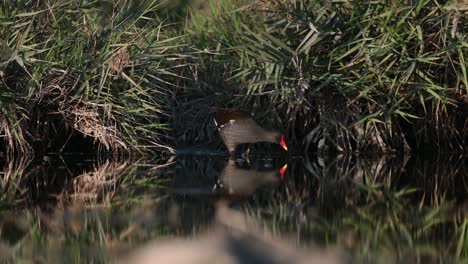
69 102 128 151
109 49 131 76
26 69 131 154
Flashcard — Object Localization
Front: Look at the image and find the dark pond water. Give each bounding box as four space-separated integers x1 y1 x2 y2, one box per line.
0 151 467 263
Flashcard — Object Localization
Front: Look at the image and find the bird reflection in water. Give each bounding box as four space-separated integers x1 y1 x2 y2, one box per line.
214 158 288 200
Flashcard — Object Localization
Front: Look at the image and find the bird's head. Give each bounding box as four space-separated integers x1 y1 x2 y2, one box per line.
279 134 288 151
279 164 288 181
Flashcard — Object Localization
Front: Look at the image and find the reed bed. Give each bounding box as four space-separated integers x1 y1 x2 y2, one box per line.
0 0 182 156
177 0 467 153
0 0 466 154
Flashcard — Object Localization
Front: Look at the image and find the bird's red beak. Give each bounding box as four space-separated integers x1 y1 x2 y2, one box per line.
279 164 288 181
280 134 288 151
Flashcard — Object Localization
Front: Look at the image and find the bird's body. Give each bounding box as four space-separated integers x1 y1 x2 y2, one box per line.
216 158 287 199
214 109 287 156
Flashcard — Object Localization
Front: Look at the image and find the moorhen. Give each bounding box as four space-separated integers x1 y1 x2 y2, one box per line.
215 158 288 199
214 109 288 156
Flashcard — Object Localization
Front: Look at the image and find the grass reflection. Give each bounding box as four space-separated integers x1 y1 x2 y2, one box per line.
0 153 465 262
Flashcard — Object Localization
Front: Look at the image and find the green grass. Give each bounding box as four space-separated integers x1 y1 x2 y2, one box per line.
0 2 466 262
0 0 183 155
0 0 466 154
176 0 468 153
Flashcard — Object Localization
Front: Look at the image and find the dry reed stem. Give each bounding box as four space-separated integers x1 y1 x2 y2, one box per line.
109 49 130 76
70 103 128 151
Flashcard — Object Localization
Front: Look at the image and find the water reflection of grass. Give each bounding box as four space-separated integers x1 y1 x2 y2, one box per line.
1 0 466 157
0 156 31 207
243 189 467 262
0 154 173 209
0 154 466 262
241 154 468 262
0 159 174 263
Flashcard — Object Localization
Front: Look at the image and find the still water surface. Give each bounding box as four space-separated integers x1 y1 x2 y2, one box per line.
0 152 466 263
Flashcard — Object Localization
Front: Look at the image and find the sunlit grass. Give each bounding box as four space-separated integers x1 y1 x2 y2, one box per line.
1 0 465 154
177 0 467 153
0 0 183 155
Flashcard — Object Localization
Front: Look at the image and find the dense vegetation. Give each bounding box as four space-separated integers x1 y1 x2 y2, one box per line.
0 1 467 262
0 0 467 156
175 0 468 153
0 1 178 157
